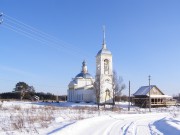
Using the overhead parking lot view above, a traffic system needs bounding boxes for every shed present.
[133,85,176,107]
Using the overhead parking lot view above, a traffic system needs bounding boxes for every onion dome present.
[75,61,93,79]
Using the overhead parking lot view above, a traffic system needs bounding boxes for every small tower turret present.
[82,60,88,73]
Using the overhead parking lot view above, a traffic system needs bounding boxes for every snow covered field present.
[0,101,179,135]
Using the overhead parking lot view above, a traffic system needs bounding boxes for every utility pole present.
[56,91,59,102]
[148,75,151,112]
[128,81,131,111]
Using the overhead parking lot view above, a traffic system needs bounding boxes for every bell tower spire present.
[102,25,106,49]
[96,27,113,104]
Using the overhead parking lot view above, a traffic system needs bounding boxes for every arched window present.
[105,79,110,83]
[105,89,111,103]
[105,89,110,97]
[104,59,109,74]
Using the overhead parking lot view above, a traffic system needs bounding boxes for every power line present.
[2,22,91,60]
[4,13,83,52]
[2,13,94,61]
[4,16,81,53]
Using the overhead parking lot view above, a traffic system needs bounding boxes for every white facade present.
[67,29,113,104]
[67,61,96,103]
[95,31,113,104]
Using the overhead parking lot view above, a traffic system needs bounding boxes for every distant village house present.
[133,85,176,107]
[31,95,39,101]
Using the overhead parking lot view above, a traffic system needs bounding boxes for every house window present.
[152,99,154,103]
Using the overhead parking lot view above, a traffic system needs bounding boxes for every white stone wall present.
[96,52,113,104]
[96,54,113,76]
[99,81,113,103]
[76,78,94,88]
[67,76,95,103]
[68,89,96,102]
[68,78,94,89]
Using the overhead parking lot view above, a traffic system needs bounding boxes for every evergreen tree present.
[13,82,35,100]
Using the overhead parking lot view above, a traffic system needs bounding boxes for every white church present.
[67,29,113,104]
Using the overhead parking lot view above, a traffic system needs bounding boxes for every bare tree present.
[94,76,104,110]
[94,81,100,109]
[113,71,126,103]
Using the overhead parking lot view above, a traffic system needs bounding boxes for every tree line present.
[0,82,58,101]
[0,92,57,101]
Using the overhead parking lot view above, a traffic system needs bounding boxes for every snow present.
[53,113,180,135]
[0,101,179,135]
[150,95,172,98]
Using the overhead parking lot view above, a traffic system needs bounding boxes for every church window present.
[105,89,110,97]
[105,79,110,83]
[104,59,109,74]
[105,89,111,103]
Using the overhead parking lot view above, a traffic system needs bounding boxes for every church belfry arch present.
[104,59,109,74]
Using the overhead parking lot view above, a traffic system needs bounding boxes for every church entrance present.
[105,89,112,104]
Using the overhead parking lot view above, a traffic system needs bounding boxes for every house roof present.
[133,85,158,96]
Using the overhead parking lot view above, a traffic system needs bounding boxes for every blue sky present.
[0,0,180,96]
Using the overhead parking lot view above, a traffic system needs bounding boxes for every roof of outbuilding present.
[133,85,156,96]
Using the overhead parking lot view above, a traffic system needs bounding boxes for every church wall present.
[67,89,95,103]
[96,55,113,76]
[67,75,95,103]
[99,80,113,103]
[75,78,94,88]
[96,54,113,104]
[100,54,113,76]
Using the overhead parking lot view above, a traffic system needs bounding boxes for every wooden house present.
[133,85,176,107]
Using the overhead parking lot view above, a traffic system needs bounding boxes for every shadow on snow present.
[47,121,76,135]
[152,117,179,135]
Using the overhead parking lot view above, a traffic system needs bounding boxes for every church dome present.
[75,72,93,78]
[75,60,93,79]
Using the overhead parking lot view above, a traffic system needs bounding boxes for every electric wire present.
[0,13,102,91]
[2,22,90,59]
[4,13,84,53]
[3,13,94,61]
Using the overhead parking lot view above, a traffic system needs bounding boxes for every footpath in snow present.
[49,113,180,135]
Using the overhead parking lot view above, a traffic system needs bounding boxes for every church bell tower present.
[95,27,113,104]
